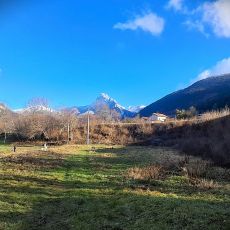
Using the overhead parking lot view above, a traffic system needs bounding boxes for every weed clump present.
[126,154,229,190]
[126,164,165,181]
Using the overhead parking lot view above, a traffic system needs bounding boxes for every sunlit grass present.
[0,144,229,229]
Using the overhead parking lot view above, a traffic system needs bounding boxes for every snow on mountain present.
[76,93,136,118]
[0,103,7,112]
[11,93,142,118]
[78,110,95,116]
[0,103,10,115]
[98,93,126,110]
[92,93,126,111]
[128,105,146,113]
[14,105,55,114]
[0,103,16,117]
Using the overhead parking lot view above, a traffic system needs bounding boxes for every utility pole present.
[67,122,70,144]
[87,109,90,145]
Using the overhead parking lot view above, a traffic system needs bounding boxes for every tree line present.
[0,98,123,143]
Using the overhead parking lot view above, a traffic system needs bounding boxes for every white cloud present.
[196,70,211,81]
[181,0,230,38]
[195,58,230,82]
[166,0,230,38]
[184,20,209,37]
[201,0,230,38]
[114,12,165,36]
[167,0,184,11]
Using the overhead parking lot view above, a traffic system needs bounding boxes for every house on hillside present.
[150,113,167,122]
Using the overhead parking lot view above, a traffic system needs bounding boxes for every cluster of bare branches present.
[0,99,79,143]
[0,112,77,143]
[0,98,124,143]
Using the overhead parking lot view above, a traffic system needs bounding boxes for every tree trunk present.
[4,132,6,144]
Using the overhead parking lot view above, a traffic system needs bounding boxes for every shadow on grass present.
[91,147,230,197]
[0,151,69,170]
[0,146,229,229]
[9,191,230,230]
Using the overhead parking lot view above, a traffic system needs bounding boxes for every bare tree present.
[27,97,49,108]
[0,104,16,143]
[26,97,50,115]
[95,105,112,123]
[59,108,78,143]
[95,104,121,123]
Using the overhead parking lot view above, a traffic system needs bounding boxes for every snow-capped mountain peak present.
[0,103,9,115]
[11,93,142,118]
[95,93,126,110]
[100,93,111,101]
[14,105,55,114]
[0,103,7,111]
[75,93,135,118]
[128,105,146,113]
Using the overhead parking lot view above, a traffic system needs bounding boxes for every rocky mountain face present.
[72,93,137,118]
[12,93,142,118]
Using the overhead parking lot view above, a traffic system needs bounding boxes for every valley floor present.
[0,144,229,230]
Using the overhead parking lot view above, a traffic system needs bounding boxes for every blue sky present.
[0,0,230,109]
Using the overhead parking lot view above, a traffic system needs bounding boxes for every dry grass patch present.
[180,159,210,178]
[125,152,229,191]
[189,178,220,190]
[200,107,230,121]
[0,151,66,170]
[126,165,165,181]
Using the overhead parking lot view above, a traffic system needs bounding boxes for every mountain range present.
[14,105,55,114]
[2,74,230,118]
[12,93,145,118]
[70,93,139,118]
[0,103,8,115]
[0,103,16,118]
[139,74,230,117]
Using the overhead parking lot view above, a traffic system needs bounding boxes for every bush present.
[180,160,210,178]
[176,106,197,120]
[126,165,165,181]
[189,178,219,189]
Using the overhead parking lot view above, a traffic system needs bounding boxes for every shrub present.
[126,165,165,181]
[181,160,211,178]
[176,106,197,120]
[189,178,219,190]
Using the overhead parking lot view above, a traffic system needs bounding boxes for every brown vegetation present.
[1,106,230,167]
[161,110,230,167]
[126,154,229,190]
[1,151,66,170]
[126,165,165,181]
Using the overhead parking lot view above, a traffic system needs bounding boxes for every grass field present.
[0,144,229,230]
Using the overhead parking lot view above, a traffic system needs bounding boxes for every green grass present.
[0,144,229,230]
[0,144,9,152]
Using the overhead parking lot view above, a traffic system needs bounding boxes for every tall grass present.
[200,107,230,121]
[162,109,230,167]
